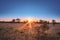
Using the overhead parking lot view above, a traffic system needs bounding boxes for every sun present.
[22,17,37,23]
[27,18,34,23]
[28,18,33,23]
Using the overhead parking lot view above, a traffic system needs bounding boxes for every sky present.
[0,0,60,21]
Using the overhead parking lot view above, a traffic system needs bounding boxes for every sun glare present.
[22,17,37,23]
[27,18,34,23]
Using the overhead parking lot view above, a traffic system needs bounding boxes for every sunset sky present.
[0,0,60,21]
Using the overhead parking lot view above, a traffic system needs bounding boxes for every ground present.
[0,23,60,40]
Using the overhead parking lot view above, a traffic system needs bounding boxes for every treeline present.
[0,18,59,24]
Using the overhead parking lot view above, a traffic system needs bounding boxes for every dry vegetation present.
[0,23,60,40]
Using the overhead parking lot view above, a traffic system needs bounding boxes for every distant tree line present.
[0,19,57,24]
[12,18,20,23]
[39,20,49,24]
[39,19,56,24]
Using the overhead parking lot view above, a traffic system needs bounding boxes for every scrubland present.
[0,23,60,40]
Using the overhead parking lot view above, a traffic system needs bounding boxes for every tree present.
[39,20,44,24]
[16,18,20,22]
[52,20,56,25]
[12,19,15,22]
[44,21,48,24]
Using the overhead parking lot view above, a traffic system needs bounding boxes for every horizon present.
[0,18,60,22]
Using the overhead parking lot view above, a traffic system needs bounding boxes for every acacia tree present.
[52,20,56,25]
[16,18,20,22]
[12,19,15,22]
[39,20,44,24]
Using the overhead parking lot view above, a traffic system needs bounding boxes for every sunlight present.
[26,18,34,23]
[17,18,37,32]
[27,18,33,23]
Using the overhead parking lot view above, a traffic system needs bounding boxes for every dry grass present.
[0,23,60,40]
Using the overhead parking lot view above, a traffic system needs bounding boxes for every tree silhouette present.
[16,18,20,22]
[39,20,44,24]
[12,19,15,22]
[44,21,48,24]
[52,20,56,25]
